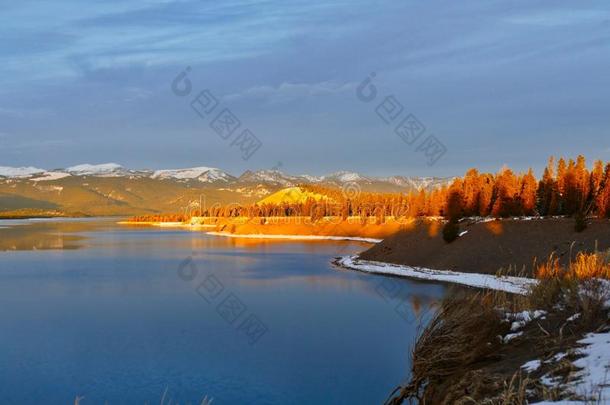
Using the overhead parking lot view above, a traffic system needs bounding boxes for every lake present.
[0,218,447,404]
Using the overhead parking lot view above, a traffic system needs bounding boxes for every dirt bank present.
[360,218,610,276]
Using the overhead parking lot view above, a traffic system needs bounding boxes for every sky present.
[1,0,609,177]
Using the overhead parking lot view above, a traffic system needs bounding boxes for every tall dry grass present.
[387,292,512,404]
[536,251,610,280]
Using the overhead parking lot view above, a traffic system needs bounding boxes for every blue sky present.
[1,0,609,177]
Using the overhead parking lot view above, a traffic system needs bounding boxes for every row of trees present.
[131,156,610,223]
[432,156,610,220]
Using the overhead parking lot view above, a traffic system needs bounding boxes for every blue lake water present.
[0,219,447,404]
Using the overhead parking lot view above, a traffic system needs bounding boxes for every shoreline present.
[206,231,382,243]
[118,216,407,241]
[117,221,216,228]
[118,220,384,242]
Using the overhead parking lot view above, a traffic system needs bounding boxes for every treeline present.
[429,156,610,219]
[129,213,189,223]
[130,156,610,223]
[197,187,416,225]
[444,156,610,219]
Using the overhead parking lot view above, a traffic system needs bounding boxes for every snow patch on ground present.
[569,331,610,402]
[503,332,523,343]
[566,313,581,322]
[506,310,547,332]
[522,359,542,372]
[336,256,538,294]
[532,330,610,404]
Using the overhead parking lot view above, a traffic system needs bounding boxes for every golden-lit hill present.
[258,187,331,205]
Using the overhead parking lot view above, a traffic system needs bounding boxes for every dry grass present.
[387,292,512,404]
[531,252,610,327]
[536,251,610,280]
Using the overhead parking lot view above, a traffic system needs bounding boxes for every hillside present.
[359,217,610,276]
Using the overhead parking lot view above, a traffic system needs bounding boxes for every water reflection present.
[0,219,94,251]
[0,218,449,404]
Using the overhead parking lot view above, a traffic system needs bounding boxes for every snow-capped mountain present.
[66,163,126,176]
[0,166,46,178]
[0,163,453,192]
[382,176,437,188]
[322,171,370,183]
[298,174,324,183]
[152,167,235,183]
[237,170,302,186]
[0,163,455,217]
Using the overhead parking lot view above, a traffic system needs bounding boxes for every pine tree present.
[462,169,481,216]
[492,168,520,217]
[446,180,464,220]
[520,168,538,215]
[596,164,610,218]
[478,174,494,217]
[537,157,558,216]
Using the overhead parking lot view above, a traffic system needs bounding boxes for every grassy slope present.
[0,193,59,211]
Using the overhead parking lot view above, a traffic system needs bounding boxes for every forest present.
[130,156,610,224]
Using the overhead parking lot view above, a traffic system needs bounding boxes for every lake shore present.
[120,215,418,240]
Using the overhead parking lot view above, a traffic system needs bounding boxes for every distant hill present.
[0,163,453,217]
[258,187,330,205]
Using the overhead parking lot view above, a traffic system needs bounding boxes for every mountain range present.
[0,163,453,217]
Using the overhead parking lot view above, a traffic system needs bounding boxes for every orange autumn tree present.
[519,168,538,216]
[491,168,521,217]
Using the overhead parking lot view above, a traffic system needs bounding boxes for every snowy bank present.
[336,255,538,294]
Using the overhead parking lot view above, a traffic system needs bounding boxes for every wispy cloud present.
[0,107,55,118]
[123,87,154,102]
[223,81,356,102]
[505,9,610,27]
[0,137,71,152]
[0,0,364,84]
[1,0,609,174]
